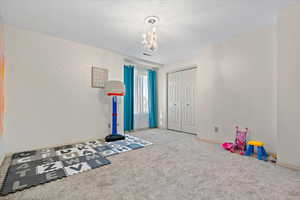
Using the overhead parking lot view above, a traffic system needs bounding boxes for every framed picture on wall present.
[91,66,108,88]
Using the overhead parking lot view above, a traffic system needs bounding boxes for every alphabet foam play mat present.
[0,135,152,196]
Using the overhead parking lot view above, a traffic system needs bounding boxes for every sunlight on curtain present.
[148,69,158,128]
[124,65,134,131]
[134,67,149,129]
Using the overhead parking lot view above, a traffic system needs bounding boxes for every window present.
[134,68,149,129]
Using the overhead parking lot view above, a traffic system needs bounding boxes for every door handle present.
[186,103,190,106]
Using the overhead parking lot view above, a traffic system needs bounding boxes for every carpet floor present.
[0,129,300,200]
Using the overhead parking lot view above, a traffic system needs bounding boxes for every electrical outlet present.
[108,123,111,128]
[214,126,219,133]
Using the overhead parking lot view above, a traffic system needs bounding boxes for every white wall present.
[159,27,277,153]
[3,3,300,168]
[277,4,300,167]
[4,25,125,153]
[0,17,5,162]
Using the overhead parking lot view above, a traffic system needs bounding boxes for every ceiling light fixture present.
[142,16,159,53]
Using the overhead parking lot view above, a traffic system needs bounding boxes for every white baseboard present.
[197,137,296,168]
[0,154,5,167]
[277,161,300,171]
[197,137,222,145]
[5,136,105,156]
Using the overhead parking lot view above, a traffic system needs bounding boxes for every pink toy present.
[222,126,248,154]
[222,142,234,152]
[233,126,248,155]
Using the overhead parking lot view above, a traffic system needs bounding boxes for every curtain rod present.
[124,62,155,70]
[124,58,163,69]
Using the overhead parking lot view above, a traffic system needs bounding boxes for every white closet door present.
[167,72,182,131]
[181,69,197,134]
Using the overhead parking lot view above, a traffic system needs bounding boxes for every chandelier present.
[142,16,159,52]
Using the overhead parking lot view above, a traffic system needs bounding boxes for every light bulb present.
[152,26,156,32]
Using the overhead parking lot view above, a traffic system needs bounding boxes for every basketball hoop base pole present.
[105,134,125,142]
[105,96,125,142]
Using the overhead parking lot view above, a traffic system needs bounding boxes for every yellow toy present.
[248,141,264,146]
[245,140,268,160]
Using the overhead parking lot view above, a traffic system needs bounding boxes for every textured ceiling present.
[0,0,298,64]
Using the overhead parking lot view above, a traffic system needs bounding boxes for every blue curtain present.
[148,69,158,128]
[124,65,134,131]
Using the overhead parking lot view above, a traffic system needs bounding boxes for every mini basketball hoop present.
[104,81,126,142]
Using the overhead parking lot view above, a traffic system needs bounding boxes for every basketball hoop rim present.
[107,92,125,96]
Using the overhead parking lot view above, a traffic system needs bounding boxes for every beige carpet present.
[0,129,300,200]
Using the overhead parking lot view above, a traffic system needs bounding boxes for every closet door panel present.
[167,72,182,131]
[181,69,197,134]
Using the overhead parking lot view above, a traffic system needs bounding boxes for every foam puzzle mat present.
[0,134,152,196]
